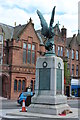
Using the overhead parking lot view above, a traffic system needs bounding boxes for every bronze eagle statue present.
[37,6,56,51]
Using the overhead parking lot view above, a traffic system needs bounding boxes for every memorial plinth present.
[28,56,70,115]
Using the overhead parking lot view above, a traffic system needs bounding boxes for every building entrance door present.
[2,75,10,98]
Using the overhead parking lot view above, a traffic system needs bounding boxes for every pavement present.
[0,107,79,119]
[0,97,7,100]
[0,96,80,119]
[67,97,80,100]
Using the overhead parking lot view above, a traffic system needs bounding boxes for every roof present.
[0,23,27,40]
[0,23,14,40]
[66,34,80,48]
[0,22,43,44]
[66,37,72,48]
[77,34,80,45]
[13,24,27,39]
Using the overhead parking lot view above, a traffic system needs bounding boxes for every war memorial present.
[28,6,70,115]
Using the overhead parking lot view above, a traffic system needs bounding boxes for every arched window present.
[18,80,21,91]
[22,80,25,91]
[76,65,78,76]
[61,47,63,56]
[72,64,74,76]
[14,79,17,91]
[31,80,33,91]
[58,46,60,56]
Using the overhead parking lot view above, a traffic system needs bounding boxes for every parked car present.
[17,91,33,106]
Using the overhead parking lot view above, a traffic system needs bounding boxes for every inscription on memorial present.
[39,68,50,90]
[56,69,62,94]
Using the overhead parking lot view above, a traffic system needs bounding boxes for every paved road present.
[0,99,80,120]
[1,99,80,109]
[1,100,21,109]
[1,118,80,120]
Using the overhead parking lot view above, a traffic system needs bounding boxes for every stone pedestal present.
[28,56,70,115]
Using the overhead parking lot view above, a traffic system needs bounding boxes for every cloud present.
[0,0,79,37]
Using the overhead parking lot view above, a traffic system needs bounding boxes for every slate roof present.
[0,23,27,40]
[77,34,80,45]
[0,22,43,44]
[66,34,80,48]
[13,24,27,39]
[0,22,80,47]
[0,23,14,40]
[66,37,72,48]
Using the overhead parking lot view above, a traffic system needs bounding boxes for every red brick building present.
[0,18,45,99]
[0,19,80,99]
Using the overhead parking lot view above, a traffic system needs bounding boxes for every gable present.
[20,22,40,44]
[67,35,79,49]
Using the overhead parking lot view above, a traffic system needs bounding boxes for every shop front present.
[71,79,80,97]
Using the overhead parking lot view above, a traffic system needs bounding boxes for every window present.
[14,80,17,91]
[23,42,36,64]
[76,65,78,76]
[32,44,35,50]
[67,49,69,58]
[18,80,21,91]
[31,80,33,91]
[58,46,60,56]
[76,51,78,60]
[72,64,74,76]
[61,47,63,56]
[23,43,27,64]
[53,44,55,54]
[0,35,3,42]
[27,44,31,64]
[72,50,74,59]
[32,44,36,64]
[22,80,25,91]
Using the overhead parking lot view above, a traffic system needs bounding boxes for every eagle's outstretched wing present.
[37,10,49,37]
[49,6,56,27]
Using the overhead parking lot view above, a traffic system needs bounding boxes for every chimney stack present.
[14,22,16,27]
[61,26,67,38]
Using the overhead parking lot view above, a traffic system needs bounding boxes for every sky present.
[0,0,80,37]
